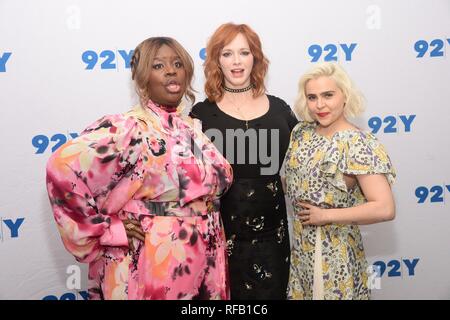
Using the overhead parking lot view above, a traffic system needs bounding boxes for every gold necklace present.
[227,94,250,129]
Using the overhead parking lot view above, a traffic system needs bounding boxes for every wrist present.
[324,209,334,224]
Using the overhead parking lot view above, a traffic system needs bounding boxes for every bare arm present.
[298,174,395,226]
[281,175,287,193]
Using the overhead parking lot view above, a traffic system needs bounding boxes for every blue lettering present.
[3,218,25,238]
[308,44,322,62]
[0,52,12,72]
[387,260,401,277]
[100,50,116,69]
[43,291,88,300]
[403,258,419,276]
[373,259,420,277]
[399,114,416,132]
[383,116,397,133]
[429,39,444,57]
[430,185,444,203]
[199,48,206,60]
[340,43,357,61]
[118,50,133,68]
[60,293,76,300]
[78,290,89,300]
[323,44,338,61]
[372,261,386,277]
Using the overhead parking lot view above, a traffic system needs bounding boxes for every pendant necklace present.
[224,84,253,130]
[228,95,249,129]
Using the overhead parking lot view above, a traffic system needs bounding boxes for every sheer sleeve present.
[46,114,144,263]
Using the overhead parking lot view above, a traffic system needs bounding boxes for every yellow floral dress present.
[285,121,395,300]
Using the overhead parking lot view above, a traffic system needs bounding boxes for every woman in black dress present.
[190,23,298,299]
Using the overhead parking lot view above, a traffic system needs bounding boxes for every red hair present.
[204,23,269,102]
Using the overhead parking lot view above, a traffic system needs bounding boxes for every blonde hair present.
[130,37,195,106]
[293,62,365,122]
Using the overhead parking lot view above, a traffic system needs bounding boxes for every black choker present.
[223,84,254,93]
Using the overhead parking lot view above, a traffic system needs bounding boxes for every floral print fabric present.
[46,100,233,299]
[285,121,395,300]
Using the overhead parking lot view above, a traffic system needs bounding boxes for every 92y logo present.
[372,258,420,278]
[308,43,357,62]
[0,217,25,241]
[368,115,416,134]
[82,49,133,70]
[414,38,450,58]
[42,291,88,300]
[32,132,79,154]
[0,52,12,72]
[415,184,450,203]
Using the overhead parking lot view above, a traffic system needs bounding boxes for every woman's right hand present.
[123,218,145,252]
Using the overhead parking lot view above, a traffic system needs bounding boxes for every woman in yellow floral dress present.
[285,63,396,300]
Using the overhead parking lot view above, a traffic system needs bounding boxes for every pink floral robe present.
[46,101,233,300]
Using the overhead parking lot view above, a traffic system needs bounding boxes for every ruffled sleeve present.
[320,131,396,193]
[284,121,314,168]
[46,113,144,263]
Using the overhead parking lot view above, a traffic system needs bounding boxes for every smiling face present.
[305,76,347,129]
[147,44,187,107]
[219,33,254,89]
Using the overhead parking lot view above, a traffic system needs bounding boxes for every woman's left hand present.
[123,218,145,252]
[296,202,329,226]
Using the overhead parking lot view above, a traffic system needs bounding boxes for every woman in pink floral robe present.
[46,37,233,300]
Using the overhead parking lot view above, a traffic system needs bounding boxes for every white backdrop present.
[1,0,449,299]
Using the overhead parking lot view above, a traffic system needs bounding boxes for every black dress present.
[190,95,298,299]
